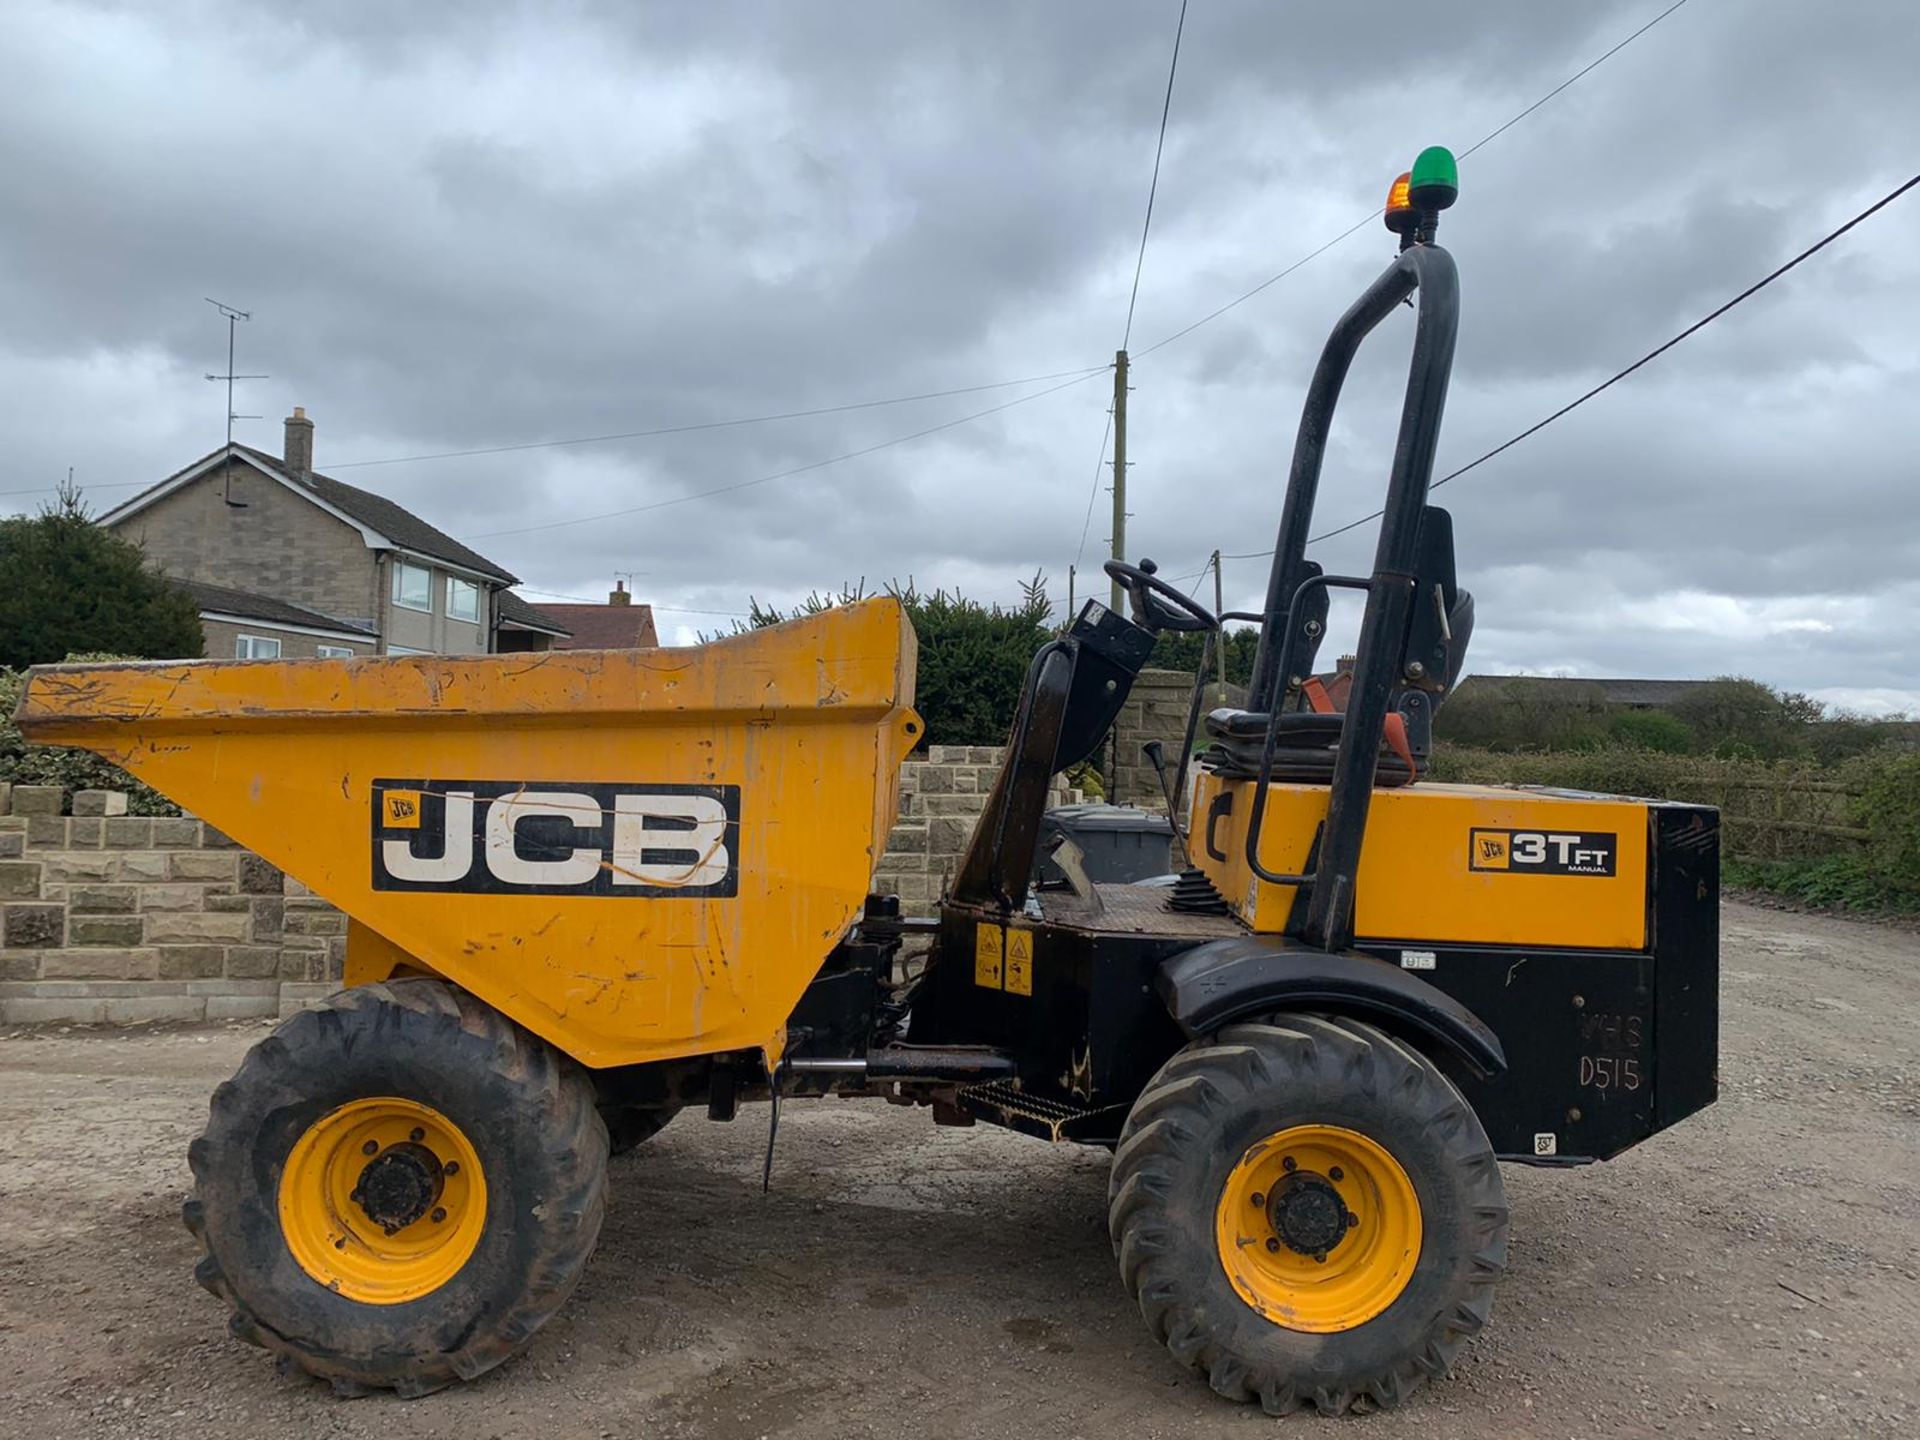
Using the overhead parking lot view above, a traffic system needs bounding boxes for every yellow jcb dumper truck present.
[14,149,1718,1416]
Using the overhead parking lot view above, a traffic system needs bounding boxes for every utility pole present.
[1211,549,1226,705]
[1108,349,1129,612]
[1067,564,1076,616]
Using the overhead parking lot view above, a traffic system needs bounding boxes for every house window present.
[392,559,433,612]
[316,645,354,660]
[235,635,282,660]
[387,645,430,657]
[447,577,480,623]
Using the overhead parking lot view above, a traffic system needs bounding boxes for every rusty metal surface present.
[1036,882,1244,938]
[12,600,922,1071]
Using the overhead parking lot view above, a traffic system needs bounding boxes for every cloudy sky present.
[4,1,1916,711]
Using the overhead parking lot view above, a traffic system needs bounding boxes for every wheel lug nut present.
[1282,1156,1297,1172]
[362,1140,378,1156]
[1249,1192,1264,1207]
[1329,1166,1344,1181]
[409,1128,425,1143]
[1347,1213,1359,1228]
[443,1161,460,1177]
[1265,1238,1280,1253]
[1313,1252,1327,1264]
[430,1207,447,1224]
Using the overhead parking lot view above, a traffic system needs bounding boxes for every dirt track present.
[1,899,1915,1438]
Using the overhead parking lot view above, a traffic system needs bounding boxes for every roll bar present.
[1244,240,1460,951]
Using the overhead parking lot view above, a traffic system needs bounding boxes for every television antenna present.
[204,298,267,447]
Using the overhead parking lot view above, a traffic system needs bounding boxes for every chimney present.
[1336,654,1357,675]
[608,579,631,607]
[284,406,314,480]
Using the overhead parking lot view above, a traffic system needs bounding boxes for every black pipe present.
[1246,259,1420,712]
[1303,245,1458,950]
[950,640,1075,911]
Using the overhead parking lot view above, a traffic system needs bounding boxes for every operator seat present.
[1201,506,1474,788]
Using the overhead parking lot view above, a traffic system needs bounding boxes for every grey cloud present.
[3,0,1917,707]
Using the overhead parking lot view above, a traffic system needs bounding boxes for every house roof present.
[173,578,377,638]
[536,601,660,650]
[495,589,572,637]
[101,443,520,585]
[1455,674,1710,707]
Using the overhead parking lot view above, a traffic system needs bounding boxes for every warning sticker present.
[1004,928,1034,997]
[973,922,1003,989]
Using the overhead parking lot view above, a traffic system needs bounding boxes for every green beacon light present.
[1408,145,1458,212]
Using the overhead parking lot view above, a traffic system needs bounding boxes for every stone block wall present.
[871,745,1078,915]
[0,782,343,1025]
[1108,668,1246,808]
[0,748,1056,1024]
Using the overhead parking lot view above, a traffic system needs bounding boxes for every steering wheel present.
[1102,558,1219,634]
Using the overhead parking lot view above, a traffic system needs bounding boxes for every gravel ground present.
[1,899,1915,1438]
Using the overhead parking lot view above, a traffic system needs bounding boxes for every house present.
[529,581,660,651]
[1309,655,1357,709]
[100,408,569,659]
[494,590,576,654]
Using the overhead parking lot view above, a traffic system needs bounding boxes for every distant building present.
[1450,674,1711,711]
[531,582,660,651]
[100,409,568,659]
[1311,655,1357,710]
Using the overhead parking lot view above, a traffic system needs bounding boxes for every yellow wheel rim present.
[1214,1123,1421,1333]
[278,1097,486,1305]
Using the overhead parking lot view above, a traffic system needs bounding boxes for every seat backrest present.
[1404,505,1472,701]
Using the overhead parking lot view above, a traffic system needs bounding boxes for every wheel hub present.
[352,1142,444,1234]
[279,1096,487,1304]
[1214,1123,1423,1333]
[1267,1171,1352,1258]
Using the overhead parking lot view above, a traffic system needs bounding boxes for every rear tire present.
[183,979,608,1396]
[1109,1014,1507,1415]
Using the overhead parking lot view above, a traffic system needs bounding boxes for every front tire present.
[601,1103,682,1157]
[183,979,608,1396]
[1108,1014,1508,1415]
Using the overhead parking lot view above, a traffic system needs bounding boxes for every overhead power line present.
[1071,0,1188,580]
[465,366,1109,542]
[514,587,747,617]
[0,367,1111,505]
[326,365,1110,471]
[8,1,1687,529]
[1203,169,1920,565]
[1122,0,1190,350]
[1134,0,1693,358]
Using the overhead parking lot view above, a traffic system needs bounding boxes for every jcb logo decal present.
[372,780,739,897]
[1469,828,1616,877]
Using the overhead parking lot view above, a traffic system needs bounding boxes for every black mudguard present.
[1157,936,1506,1080]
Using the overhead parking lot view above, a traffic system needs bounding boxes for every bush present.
[0,482,202,668]
[1670,676,1805,761]
[1436,678,1610,751]
[1150,625,1260,687]
[1845,750,1920,898]
[0,661,180,815]
[733,577,1055,749]
[1605,708,1693,754]
[1723,857,1919,916]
